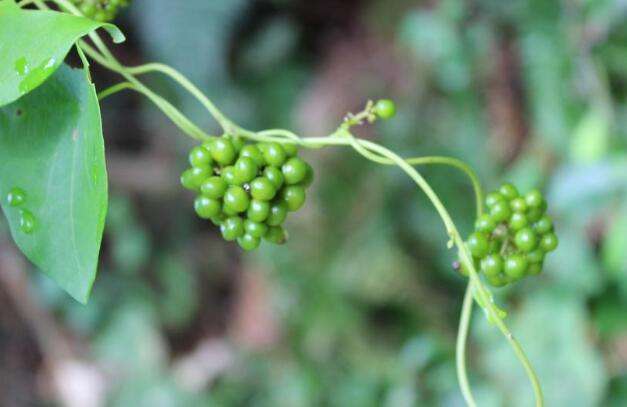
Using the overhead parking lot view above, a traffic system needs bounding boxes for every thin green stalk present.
[97,81,134,100]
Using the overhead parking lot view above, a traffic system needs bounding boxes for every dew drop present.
[19,209,36,234]
[6,187,26,207]
[14,57,29,76]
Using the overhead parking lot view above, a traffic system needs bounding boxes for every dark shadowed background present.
[1,0,627,406]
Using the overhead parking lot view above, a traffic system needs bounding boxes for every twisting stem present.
[40,1,543,404]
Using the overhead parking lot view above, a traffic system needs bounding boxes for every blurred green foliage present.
[2,0,627,405]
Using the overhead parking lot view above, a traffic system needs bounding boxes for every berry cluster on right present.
[460,183,558,287]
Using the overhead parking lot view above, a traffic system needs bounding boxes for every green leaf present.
[0,64,108,303]
[0,0,124,107]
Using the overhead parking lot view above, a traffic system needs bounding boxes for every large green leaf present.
[0,0,124,107]
[0,64,108,303]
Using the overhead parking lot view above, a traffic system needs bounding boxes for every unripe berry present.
[373,99,396,120]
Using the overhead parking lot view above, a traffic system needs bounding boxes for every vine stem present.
[36,1,544,404]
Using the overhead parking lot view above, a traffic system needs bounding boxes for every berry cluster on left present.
[180,135,313,251]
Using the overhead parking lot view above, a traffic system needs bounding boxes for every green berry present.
[481,254,504,277]
[509,212,528,231]
[221,166,242,185]
[485,192,505,208]
[189,146,213,168]
[490,200,511,223]
[237,233,260,251]
[504,255,528,279]
[524,189,544,208]
[223,186,250,213]
[228,135,245,152]
[264,225,287,244]
[221,217,245,241]
[514,227,538,252]
[250,177,277,201]
[194,196,221,219]
[233,157,259,183]
[540,233,558,252]
[267,201,288,226]
[247,200,270,222]
[475,214,496,233]
[374,99,396,119]
[263,166,285,189]
[283,143,298,157]
[244,219,268,239]
[180,167,210,190]
[527,249,545,264]
[210,138,236,165]
[499,183,519,200]
[526,207,543,222]
[282,157,308,185]
[527,263,543,275]
[300,162,314,188]
[533,215,553,234]
[239,144,265,167]
[467,232,489,258]
[262,143,287,167]
[510,197,527,213]
[487,274,508,287]
[200,176,228,199]
[282,185,306,211]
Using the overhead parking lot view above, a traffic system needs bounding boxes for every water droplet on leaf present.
[6,187,26,207]
[14,57,29,76]
[19,209,36,234]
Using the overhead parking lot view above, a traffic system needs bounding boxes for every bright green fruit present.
[267,201,288,226]
[499,183,519,200]
[509,212,528,231]
[263,166,284,189]
[210,138,236,165]
[282,185,306,211]
[481,254,503,277]
[247,200,270,222]
[533,215,553,234]
[283,143,298,157]
[475,214,496,233]
[264,226,287,244]
[540,233,559,252]
[194,196,221,219]
[223,186,250,213]
[220,166,240,185]
[282,157,308,184]
[221,217,245,241]
[238,234,260,251]
[374,99,396,119]
[200,176,228,199]
[244,219,268,238]
[250,177,277,201]
[514,227,538,252]
[233,157,259,183]
[189,146,213,168]
[525,189,544,208]
[262,143,287,167]
[239,144,265,167]
[485,192,505,208]
[181,167,210,190]
[510,197,527,213]
[490,200,511,223]
[504,255,528,279]
[467,232,489,258]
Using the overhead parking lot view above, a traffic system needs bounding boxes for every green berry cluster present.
[70,0,130,22]
[458,183,558,287]
[180,135,313,251]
